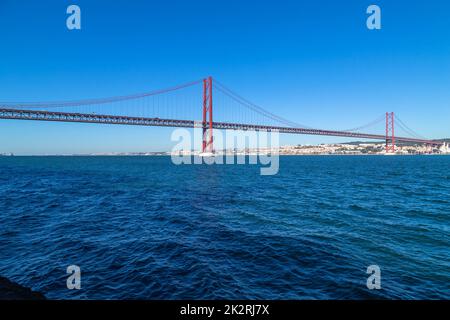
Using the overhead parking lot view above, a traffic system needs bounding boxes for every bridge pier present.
[385,112,395,153]
[202,77,214,154]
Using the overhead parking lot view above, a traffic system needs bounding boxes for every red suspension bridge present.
[0,77,444,153]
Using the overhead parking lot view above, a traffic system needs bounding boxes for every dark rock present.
[0,276,46,300]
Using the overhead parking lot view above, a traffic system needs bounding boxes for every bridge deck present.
[0,108,443,146]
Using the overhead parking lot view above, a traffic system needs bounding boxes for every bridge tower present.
[202,76,214,153]
[386,112,395,153]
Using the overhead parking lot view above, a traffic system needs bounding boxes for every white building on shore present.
[439,142,449,154]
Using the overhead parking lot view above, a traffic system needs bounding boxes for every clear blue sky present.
[0,0,449,154]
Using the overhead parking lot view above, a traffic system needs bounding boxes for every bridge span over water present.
[0,77,444,152]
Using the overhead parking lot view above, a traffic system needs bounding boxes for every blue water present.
[0,156,449,299]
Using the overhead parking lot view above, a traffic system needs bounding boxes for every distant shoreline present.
[1,153,448,157]
[2,141,448,157]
